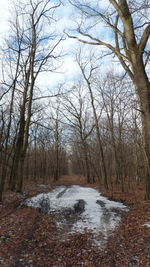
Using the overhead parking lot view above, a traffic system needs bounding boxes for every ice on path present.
[25,185,127,236]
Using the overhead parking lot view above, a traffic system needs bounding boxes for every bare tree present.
[0,0,62,198]
[76,52,109,189]
[47,96,64,181]
[61,85,95,183]
[97,72,133,191]
[67,0,150,199]
[0,36,22,200]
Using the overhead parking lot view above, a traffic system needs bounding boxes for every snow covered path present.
[24,185,127,246]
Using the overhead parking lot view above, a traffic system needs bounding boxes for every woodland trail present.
[24,185,127,246]
[0,175,150,266]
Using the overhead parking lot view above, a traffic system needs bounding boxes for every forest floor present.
[0,175,150,267]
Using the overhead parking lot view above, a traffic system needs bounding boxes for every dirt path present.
[24,185,127,246]
[0,175,150,266]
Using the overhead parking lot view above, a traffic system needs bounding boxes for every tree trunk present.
[9,109,26,191]
[82,71,109,189]
[141,109,150,199]
[17,153,25,192]
[83,142,91,183]
[0,52,20,200]
[134,59,150,199]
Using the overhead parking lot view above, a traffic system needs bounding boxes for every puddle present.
[23,185,128,247]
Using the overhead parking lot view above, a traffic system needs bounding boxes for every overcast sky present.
[0,0,122,95]
[0,0,81,91]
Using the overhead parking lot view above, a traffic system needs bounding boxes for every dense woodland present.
[0,0,150,200]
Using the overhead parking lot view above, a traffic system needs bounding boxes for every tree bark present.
[132,56,150,199]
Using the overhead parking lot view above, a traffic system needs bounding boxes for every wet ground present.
[23,185,127,247]
[0,178,150,266]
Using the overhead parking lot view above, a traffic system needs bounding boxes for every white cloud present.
[0,0,80,90]
[0,0,121,92]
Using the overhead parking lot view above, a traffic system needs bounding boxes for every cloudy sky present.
[0,0,119,95]
[0,0,10,39]
[0,0,84,91]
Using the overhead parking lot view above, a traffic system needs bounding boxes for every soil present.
[0,175,150,267]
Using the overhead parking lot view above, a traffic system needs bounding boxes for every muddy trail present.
[0,176,150,266]
[23,185,127,245]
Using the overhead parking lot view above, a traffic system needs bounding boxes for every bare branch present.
[139,24,150,52]
[114,14,134,81]
[64,30,130,63]
[144,51,150,66]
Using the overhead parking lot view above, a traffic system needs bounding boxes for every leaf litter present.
[0,181,150,266]
[24,185,128,246]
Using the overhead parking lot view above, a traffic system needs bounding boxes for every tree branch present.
[139,24,150,52]
[64,30,130,63]
[114,15,134,81]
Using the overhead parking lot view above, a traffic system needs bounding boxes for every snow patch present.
[143,222,150,227]
[24,185,128,245]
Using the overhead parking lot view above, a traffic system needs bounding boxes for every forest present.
[0,1,150,266]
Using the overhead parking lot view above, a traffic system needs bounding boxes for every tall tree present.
[67,0,150,199]
[0,0,62,197]
[76,52,109,189]
[61,85,95,183]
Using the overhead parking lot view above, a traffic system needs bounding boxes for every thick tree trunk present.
[133,59,150,199]
[9,118,25,191]
[141,110,150,200]
[17,154,25,192]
